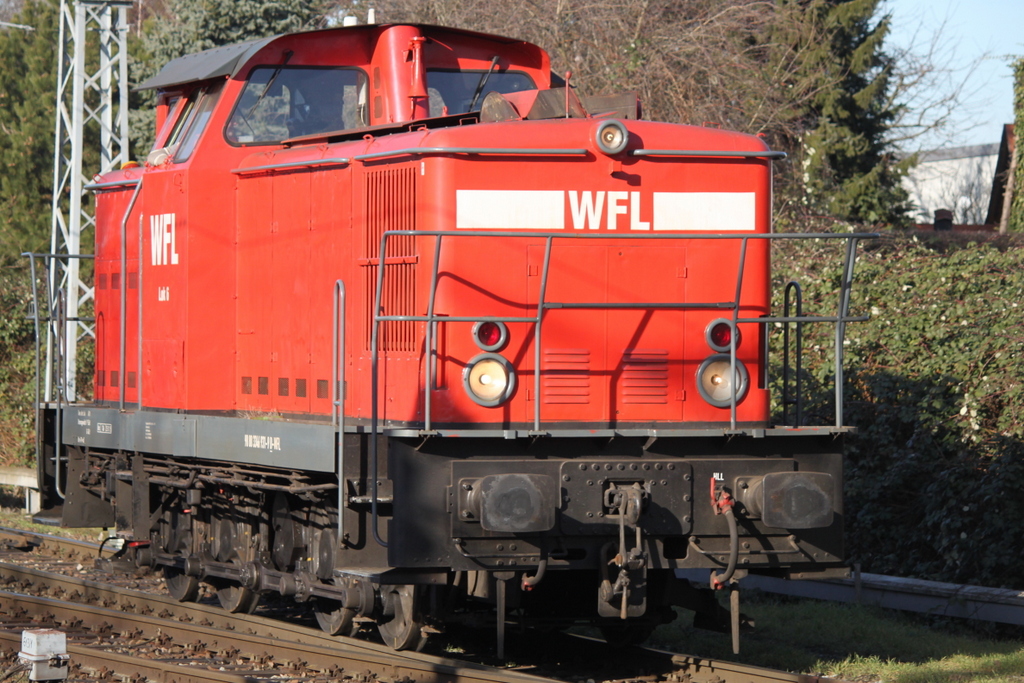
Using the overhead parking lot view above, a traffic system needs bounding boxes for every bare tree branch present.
[884,12,993,150]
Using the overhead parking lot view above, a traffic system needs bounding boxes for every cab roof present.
[136,24,535,92]
[136,36,278,91]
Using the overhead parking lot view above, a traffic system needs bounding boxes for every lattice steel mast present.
[48,0,132,402]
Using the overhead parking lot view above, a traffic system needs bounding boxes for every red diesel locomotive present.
[34,22,873,652]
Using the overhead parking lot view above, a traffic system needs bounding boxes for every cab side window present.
[225,67,368,144]
[146,83,223,165]
[153,95,184,150]
[173,83,223,162]
[426,70,536,116]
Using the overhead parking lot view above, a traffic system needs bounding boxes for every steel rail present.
[0,630,250,683]
[0,577,846,683]
[0,559,345,646]
[9,528,1021,634]
[0,528,97,558]
[739,571,1024,628]
[664,648,839,683]
[0,530,851,683]
[0,588,562,683]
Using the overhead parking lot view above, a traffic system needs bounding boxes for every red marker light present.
[472,321,508,351]
[477,322,502,347]
[705,318,740,352]
[709,322,732,348]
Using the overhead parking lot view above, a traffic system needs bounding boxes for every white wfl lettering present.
[149,213,180,266]
[568,191,650,230]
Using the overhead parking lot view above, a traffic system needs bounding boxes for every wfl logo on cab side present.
[455,190,756,232]
[149,213,180,266]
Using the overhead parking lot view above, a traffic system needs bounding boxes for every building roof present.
[916,143,1000,163]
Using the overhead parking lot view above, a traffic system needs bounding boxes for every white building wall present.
[902,144,999,224]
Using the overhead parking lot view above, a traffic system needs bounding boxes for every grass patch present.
[646,592,1024,682]
[0,485,104,542]
[0,507,103,542]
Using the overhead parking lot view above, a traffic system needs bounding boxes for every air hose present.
[710,477,739,590]
[521,558,548,590]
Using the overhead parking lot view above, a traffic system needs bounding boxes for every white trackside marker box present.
[19,629,70,681]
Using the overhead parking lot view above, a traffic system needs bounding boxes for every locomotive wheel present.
[163,566,200,602]
[161,503,198,601]
[213,579,261,614]
[377,584,426,651]
[313,598,358,636]
[271,492,296,571]
[208,508,260,614]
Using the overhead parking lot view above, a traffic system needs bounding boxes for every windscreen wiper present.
[246,49,294,119]
[468,55,499,112]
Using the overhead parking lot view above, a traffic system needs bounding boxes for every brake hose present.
[710,477,739,590]
[521,557,548,590]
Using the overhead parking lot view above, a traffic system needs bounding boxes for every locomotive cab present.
[35,22,875,654]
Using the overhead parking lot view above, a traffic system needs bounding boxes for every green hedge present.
[773,234,1024,587]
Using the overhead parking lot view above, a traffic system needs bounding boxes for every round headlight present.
[472,321,508,352]
[705,318,740,353]
[464,353,516,407]
[696,355,749,407]
[595,119,629,155]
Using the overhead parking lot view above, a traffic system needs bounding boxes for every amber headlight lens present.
[464,354,516,406]
[697,354,749,407]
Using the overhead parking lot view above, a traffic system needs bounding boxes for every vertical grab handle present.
[332,280,346,541]
[782,281,803,426]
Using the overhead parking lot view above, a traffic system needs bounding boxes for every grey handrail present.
[23,252,96,501]
[120,178,143,410]
[370,230,876,436]
[782,282,804,426]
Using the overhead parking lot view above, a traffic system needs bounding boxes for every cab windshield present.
[225,66,368,144]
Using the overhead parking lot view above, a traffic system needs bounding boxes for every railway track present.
[0,526,844,683]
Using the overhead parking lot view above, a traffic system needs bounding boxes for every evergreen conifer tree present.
[0,0,59,264]
[797,0,909,224]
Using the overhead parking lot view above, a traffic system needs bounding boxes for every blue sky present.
[885,0,1024,150]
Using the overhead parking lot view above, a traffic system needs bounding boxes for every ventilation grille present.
[620,349,669,404]
[542,349,591,404]
[364,167,417,352]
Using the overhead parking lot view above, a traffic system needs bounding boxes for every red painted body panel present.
[93,174,139,405]
[92,24,773,430]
